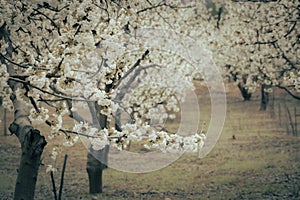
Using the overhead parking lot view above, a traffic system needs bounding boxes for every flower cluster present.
[194,0,299,98]
[144,131,206,154]
[73,120,206,154]
[284,71,300,93]
[0,0,218,169]
[0,64,13,110]
[29,107,49,125]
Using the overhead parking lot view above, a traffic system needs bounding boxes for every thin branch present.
[87,101,101,129]
[277,85,300,100]
[10,75,29,79]
[113,49,149,90]
[71,69,95,74]
[284,21,297,38]
[254,40,278,45]
[50,171,58,200]
[137,2,174,14]
[142,0,176,30]
[65,100,87,123]
[46,58,64,78]
[42,38,52,53]
[15,27,31,35]
[38,98,67,102]
[24,84,40,113]
[137,1,192,14]
[279,47,297,70]
[92,1,110,22]
[0,53,49,70]
[115,64,162,101]
[58,155,67,200]
[31,8,61,35]
[74,24,82,37]
[30,41,41,56]
[37,2,69,13]
[8,77,87,102]
[0,53,28,69]
[49,82,69,99]
[39,97,60,110]
[88,58,105,79]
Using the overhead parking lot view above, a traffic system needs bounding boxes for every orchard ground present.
[0,83,299,200]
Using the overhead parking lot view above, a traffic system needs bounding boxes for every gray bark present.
[10,121,46,200]
[86,102,109,194]
[86,146,109,194]
[9,77,47,200]
[260,84,269,111]
[1,23,47,200]
[237,83,252,101]
[8,85,47,200]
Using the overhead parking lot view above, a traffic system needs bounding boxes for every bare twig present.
[277,85,300,100]
[58,155,68,200]
[50,171,58,200]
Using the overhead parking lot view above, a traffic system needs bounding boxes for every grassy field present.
[0,84,300,199]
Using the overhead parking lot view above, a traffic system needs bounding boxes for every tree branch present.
[0,53,49,70]
[46,58,64,78]
[284,21,297,38]
[113,49,149,90]
[277,85,300,100]
[31,8,61,36]
[8,77,87,102]
[137,1,193,14]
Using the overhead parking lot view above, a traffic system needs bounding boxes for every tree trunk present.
[3,107,7,136]
[260,84,269,111]
[1,23,47,200]
[8,81,46,200]
[10,124,46,200]
[86,146,109,194]
[8,91,47,200]
[86,100,110,194]
[238,83,252,101]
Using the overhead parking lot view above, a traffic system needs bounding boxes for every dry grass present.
[0,83,300,199]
